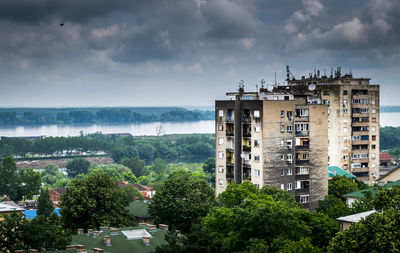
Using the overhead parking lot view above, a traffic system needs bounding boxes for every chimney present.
[104,235,111,246]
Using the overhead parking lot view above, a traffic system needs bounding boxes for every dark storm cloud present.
[0,0,399,106]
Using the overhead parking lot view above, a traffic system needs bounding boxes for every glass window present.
[218,110,224,117]
[281,184,285,190]
[343,90,348,95]
[218,125,223,131]
[280,125,284,133]
[218,166,224,173]
[218,138,224,145]
[218,179,224,186]
[287,183,292,191]
[218,152,224,159]
[372,108,376,114]
[254,110,260,118]
[287,168,293,175]
[254,169,260,176]
[287,125,292,132]
[280,110,285,117]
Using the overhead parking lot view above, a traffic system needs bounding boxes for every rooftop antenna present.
[238,80,245,92]
[261,79,265,89]
[274,72,277,87]
[286,65,295,83]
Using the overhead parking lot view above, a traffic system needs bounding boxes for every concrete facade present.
[281,70,380,184]
[215,88,328,210]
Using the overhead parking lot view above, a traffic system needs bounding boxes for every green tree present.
[121,184,144,201]
[373,186,400,211]
[0,157,23,201]
[23,213,71,251]
[328,176,358,199]
[328,209,400,252]
[278,238,322,253]
[66,158,91,178]
[202,158,215,174]
[122,157,148,177]
[37,188,54,218]
[152,158,167,174]
[60,171,133,230]
[22,168,41,199]
[149,171,216,233]
[0,212,25,252]
[316,194,350,219]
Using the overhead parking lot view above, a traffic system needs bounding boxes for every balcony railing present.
[296,145,309,150]
[295,131,309,137]
[296,160,309,165]
[226,131,234,136]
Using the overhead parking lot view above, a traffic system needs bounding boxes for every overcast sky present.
[0,0,399,107]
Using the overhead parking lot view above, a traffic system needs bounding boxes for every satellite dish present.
[308,83,316,91]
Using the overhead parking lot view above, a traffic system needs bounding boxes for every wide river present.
[0,112,399,137]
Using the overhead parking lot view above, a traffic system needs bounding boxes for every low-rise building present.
[378,166,400,184]
[49,188,66,207]
[0,203,25,220]
[337,210,376,230]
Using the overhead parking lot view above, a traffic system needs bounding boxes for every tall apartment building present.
[215,86,328,210]
[276,67,380,184]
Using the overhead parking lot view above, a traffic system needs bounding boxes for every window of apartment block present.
[371,153,376,159]
[254,140,260,147]
[219,179,224,186]
[372,117,376,123]
[372,163,376,168]
[287,168,293,175]
[254,155,260,161]
[287,154,293,163]
[343,99,348,106]
[295,181,301,189]
[254,125,260,133]
[281,169,285,176]
[372,135,376,141]
[343,146,348,151]
[372,144,376,149]
[372,108,376,114]
[287,183,292,190]
[296,109,309,117]
[218,138,224,145]
[218,125,223,131]
[281,184,285,190]
[280,154,285,160]
[372,99,375,105]
[280,125,285,133]
[254,110,260,118]
[287,111,293,119]
[343,118,348,123]
[343,127,348,132]
[280,140,284,146]
[218,166,224,173]
[273,96,279,100]
[296,167,309,175]
[218,110,224,117]
[343,109,348,114]
[255,184,260,188]
[295,123,309,132]
[343,164,348,170]
[324,100,330,105]
[344,137,348,142]
[323,90,330,95]
[254,169,260,176]
[343,90,348,95]
[300,195,309,203]
[218,152,224,159]
[343,155,348,160]
[280,110,285,117]
[287,125,292,132]
[287,139,293,149]
[328,109,331,115]
[372,126,376,132]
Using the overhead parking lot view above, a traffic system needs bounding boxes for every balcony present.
[352,122,369,127]
[242,145,251,152]
[352,103,369,108]
[226,131,234,137]
[294,116,309,122]
[226,172,234,180]
[243,160,251,167]
[295,174,309,180]
[295,131,309,137]
[243,132,251,138]
[352,113,369,118]
[296,145,309,151]
[295,188,309,195]
[296,160,309,165]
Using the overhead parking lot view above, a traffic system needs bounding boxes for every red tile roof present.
[50,188,67,195]
[380,153,394,161]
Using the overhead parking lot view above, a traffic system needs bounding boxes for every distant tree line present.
[0,134,215,164]
[380,126,400,150]
[0,108,213,126]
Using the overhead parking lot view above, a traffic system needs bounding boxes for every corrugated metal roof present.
[328,166,356,178]
[337,210,376,223]
[0,203,25,213]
